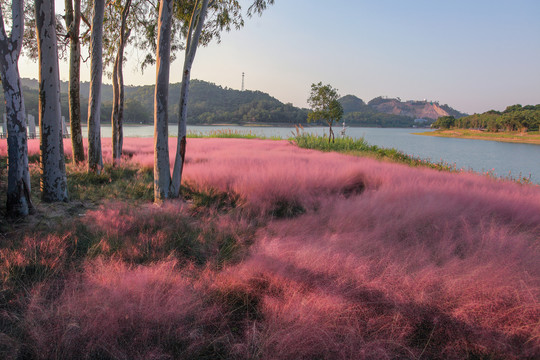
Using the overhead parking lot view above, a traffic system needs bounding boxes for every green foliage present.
[187,128,277,139]
[0,79,307,125]
[343,109,417,127]
[67,163,154,202]
[433,104,540,132]
[432,116,455,129]
[338,94,367,113]
[307,82,344,142]
[307,82,343,125]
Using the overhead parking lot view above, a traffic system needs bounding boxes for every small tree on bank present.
[307,82,343,143]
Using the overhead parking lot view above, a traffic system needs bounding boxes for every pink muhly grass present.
[0,232,72,284]
[25,259,226,359]
[80,200,253,266]
[4,137,540,358]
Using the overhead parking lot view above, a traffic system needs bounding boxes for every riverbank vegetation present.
[1,137,538,359]
[432,104,540,132]
[416,128,540,145]
[293,132,458,172]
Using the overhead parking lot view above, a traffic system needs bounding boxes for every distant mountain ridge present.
[340,95,467,120]
[11,79,466,127]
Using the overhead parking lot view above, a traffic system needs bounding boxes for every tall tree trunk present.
[153,0,173,202]
[87,0,105,173]
[111,50,120,162]
[35,0,69,202]
[65,0,84,164]
[170,0,210,198]
[0,0,34,217]
[112,0,131,165]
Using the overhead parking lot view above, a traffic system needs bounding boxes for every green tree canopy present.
[307,82,343,142]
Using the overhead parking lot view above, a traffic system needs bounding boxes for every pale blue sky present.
[19,0,540,114]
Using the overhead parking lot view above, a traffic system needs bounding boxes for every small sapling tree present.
[307,82,344,143]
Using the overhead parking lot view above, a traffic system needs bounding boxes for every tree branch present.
[11,0,25,55]
[0,5,8,46]
[81,13,91,28]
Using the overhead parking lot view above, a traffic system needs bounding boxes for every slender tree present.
[0,0,34,216]
[110,0,132,164]
[153,0,173,201]
[153,0,273,202]
[87,0,105,173]
[169,0,211,198]
[64,0,85,163]
[35,0,69,202]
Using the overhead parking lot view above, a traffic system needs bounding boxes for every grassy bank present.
[415,128,540,144]
[293,132,460,172]
[0,137,539,359]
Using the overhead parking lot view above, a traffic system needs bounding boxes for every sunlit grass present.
[188,128,281,140]
[417,128,540,144]
[293,132,458,172]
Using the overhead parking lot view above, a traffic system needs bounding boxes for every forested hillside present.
[11,79,307,125]
[336,95,467,127]
[432,104,540,131]
[2,79,466,128]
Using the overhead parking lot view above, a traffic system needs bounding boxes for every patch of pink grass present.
[10,137,540,358]
[25,259,227,359]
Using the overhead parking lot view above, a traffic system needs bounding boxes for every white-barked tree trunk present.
[0,0,34,216]
[170,0,210,198]
[35,0,69,202]
[87,0,105,173]
[153,0,173,201]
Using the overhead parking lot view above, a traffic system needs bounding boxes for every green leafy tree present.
[307,82,343,142]
[432,115,455,129]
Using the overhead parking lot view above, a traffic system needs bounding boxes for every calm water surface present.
[95,125,540,184]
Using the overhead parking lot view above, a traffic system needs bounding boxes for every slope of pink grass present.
[5,137,540,358]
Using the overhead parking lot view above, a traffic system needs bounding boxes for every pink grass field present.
[1,137,540,359]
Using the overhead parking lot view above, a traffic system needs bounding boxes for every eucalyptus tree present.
[64,0,85,163]
[22,1,90,165]
[35,0,69,202]
[87,0,105,173]
[108,0,132,164]
[153,0,173,201]
[153,0,274,201]
[103,0,154,164]
[0,0,34,217]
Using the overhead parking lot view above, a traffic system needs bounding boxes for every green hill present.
[3,79,466,128]
[13,79,307,125]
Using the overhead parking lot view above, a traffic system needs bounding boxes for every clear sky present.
[18,0,540,114]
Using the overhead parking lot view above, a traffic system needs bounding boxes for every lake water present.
[94,124,540,184]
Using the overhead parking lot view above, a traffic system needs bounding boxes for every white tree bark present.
[0,0,34,216]
[87,0,105,173]
[65,0,85,164]
[170,0,210,198]
[35,0,69,202]
[153,0,173,202]
[112,0,131,165]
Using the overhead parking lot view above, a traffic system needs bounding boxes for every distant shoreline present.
[414,129,540,145]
